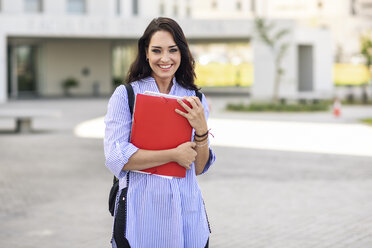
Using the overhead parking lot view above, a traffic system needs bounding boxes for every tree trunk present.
[272,66,281,104]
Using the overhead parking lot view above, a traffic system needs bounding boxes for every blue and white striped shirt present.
[104,77,216,248]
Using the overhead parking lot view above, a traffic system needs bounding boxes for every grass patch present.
[361,118,372,125]
[226,102,330,112]
[341,99,372,105]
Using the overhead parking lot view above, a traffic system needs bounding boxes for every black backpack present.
[108,84,203,216]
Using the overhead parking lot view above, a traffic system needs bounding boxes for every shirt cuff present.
[107,142,139,179]
[200,148,216,175]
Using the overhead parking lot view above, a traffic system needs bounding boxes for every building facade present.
[0,0,360,102]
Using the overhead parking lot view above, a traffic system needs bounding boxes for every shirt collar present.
[142,76,179,94]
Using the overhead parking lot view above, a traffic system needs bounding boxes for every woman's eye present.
[170,48,178,53]
[151,49,161,53]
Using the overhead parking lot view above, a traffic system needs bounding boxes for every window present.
[362,3,372,9]
[159,3,165,16]
[132,0,138,15]
[116,0,121,15]
[24,0,43,13]
[317,0,323,9]
[211,0,218,9]
[14,45,39,95]
[67,0,86,14]
[173,5,178,16]
[236,1,242,11]
[186,6,191,17]
[350,0,356,15]
[251,0,256,13]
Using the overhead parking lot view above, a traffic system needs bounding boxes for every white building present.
[0,0,354,103]
[193,0,371,62]
[1,0,254,103]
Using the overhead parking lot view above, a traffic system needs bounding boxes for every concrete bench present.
[0,110,60,133]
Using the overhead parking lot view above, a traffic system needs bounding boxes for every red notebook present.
[130,92,193,178]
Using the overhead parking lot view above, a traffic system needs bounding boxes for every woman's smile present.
[159,64,172,70]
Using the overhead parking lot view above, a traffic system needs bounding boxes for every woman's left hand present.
[175,96,208,135]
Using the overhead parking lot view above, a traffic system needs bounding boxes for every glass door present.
[16,45,38,97]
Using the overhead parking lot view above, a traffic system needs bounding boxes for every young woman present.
[104,17,216,248]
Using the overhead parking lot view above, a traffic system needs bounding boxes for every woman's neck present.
[153,76,173,94]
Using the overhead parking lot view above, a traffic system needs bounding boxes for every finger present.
[186,97,199,110]
[192,150,197,157]
[185,96,200,105]
[189,96,204,113]
[177,99,193,112]
[190,142,196,148]
[192,96,202,106]
[175,108,188,117]
[182,162,191,169]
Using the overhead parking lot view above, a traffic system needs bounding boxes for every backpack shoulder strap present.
[125,83,135,117]
[195,90,203,102]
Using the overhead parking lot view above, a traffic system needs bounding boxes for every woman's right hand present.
[173,142,197,169]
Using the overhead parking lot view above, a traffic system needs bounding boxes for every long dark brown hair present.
[126,17,198,91]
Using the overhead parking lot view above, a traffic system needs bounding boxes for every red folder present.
[130,93,193,177]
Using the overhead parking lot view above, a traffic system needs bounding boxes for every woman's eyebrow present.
[151,45,178,48]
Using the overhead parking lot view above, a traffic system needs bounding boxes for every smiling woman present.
[104,17,215,248]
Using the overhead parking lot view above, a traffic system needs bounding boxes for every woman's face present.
[146,30,181,84]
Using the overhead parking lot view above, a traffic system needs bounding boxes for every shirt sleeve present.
[104,85,139,180]
[199,93,216,175]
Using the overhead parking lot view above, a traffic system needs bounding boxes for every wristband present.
[195,130,209,138]
[194,135,208,142]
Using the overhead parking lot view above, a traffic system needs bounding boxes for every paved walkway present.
[0,97,372,248]
[75,116,372,157]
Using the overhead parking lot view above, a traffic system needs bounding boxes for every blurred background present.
[0,0,371,101]
[1,1,372,248]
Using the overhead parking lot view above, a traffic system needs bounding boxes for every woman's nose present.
[160,52,170,62]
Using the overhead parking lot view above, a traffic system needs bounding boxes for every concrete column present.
[252,38,275,100]
[0,34,7,103]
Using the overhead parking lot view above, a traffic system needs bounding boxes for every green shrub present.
[61,77,79,96]
[113,77,124,87]
[62,78,79,89]
[361,118,372,125]
[226,101,330,112]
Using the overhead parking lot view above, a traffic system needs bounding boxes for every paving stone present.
[0,98,372,248]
